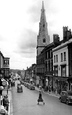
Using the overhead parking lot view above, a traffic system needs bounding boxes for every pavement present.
[1,87,13,115]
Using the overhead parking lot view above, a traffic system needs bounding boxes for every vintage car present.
[17,83,23,93]
[29,84,35,90]
[59,90,72,104]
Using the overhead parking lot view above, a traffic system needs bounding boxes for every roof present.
[52,38,72,52]
[0,51,4,58]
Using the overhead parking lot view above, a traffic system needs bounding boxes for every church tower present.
[37,1,50,56]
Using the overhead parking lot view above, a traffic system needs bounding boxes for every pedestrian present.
[37,90,45,105]
[0,95,3,105]
[0,89,2,96]
[0,78,2,96]
[6,80,9,95]
[8,79,11,88]
[3,95,9,111]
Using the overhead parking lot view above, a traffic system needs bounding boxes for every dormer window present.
[4,60,9,65]
[43,38,46,43]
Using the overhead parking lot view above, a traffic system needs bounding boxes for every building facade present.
[52,27,72,92]
[45,34,60,91]
[0,51,10,79]
[36,1,72,93]
[68,42,72,90]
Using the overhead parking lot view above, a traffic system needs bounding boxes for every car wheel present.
[66,100,69,105]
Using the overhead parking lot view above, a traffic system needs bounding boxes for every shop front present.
[53,76,68,94]
[67,77,72,90]
[45,75,53,92]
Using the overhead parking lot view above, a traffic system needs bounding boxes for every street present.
[11,81,72,115]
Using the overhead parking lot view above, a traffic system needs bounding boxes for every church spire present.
[42,1,44,11]
[40,1,46,24]
[37,1,50,56]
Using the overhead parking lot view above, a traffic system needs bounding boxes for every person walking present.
[3,95,9,111]
[37,90,45,105]
[0,78,2,96]
[37,86,45,105]
[0,95,3,105]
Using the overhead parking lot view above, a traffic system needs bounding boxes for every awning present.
[58,77,68,81]
[67,77,72,82]
[53,76,68,81]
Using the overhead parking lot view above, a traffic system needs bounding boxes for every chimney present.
[67,29,71,39]
[53,34,60,44]
[63,26,69,41]
[63,26,72,41]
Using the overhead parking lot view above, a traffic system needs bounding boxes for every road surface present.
[11,81,72,115]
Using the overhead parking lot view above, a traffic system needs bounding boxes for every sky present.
[0,0,72,70]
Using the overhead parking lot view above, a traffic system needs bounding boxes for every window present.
[48,61,50,72]
[56,55,58,62]
[50,50,52,58]
[48,51,50,58]
[46,52,48,59]
[61,65,66,77]
[50,60,53,71]
[64,52,66,61]
[61,53,63,62]
[54,55,55,63]
[47,61,49,71]
[43,38,46,43]
[43,24,45,27]
[54,66,58,76]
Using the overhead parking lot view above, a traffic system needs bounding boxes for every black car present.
[17,83,23,93]
[59,90,72,104]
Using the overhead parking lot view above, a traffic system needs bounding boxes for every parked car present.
[17,83,23,93]
[29,84,35,90]
[59,90,72,104]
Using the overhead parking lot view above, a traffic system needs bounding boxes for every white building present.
[53,44,69,77]
[52,37,72,91]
